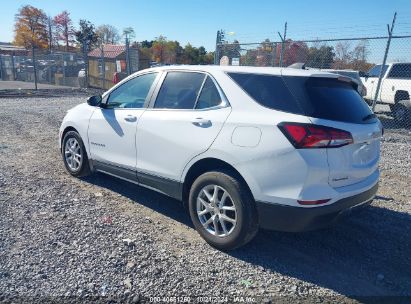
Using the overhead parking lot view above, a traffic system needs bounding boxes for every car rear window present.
[228,73,304,114]
[228,72,376,124]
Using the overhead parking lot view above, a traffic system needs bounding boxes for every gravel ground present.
[0,95,410,303]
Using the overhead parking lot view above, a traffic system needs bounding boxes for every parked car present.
[361,62,411,124]
[323,69,366,96]
[60,66,382,250]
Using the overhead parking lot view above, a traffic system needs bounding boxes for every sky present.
[1,0,411,61]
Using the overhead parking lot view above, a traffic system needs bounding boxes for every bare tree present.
[334,41,352,69]
[96,24,120,44]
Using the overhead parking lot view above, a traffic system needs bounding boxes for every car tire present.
[393,100,411,128]
[188,170,258,250]
[62,131,91,177]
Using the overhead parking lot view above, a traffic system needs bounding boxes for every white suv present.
[59,66,382,250]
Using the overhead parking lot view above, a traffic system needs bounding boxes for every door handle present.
[192,117,211,127]
[124,115,137,122]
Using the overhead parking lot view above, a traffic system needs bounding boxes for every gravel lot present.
[0,95,410,303]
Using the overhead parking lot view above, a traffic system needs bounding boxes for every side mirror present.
[87,95,102,107]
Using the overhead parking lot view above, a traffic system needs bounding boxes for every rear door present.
[136,71,231,184]
[283,76,382,188]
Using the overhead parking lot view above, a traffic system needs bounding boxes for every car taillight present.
[278,122,353,149]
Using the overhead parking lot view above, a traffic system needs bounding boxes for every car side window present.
[368,65,388,78]
[154,72,205,109]
[107,73,158,109]
[195,76,222,109]
[388,64,411,79]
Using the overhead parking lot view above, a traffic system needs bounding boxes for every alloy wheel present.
[64,137,82,171]
[196,184,237,237]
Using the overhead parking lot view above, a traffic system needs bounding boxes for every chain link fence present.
[0,44,150,90]
[216,35,411,130]
[0,51,86,87]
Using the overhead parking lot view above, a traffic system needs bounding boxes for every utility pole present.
[278,22,287,67]
[214,29,225,65]
[125,35,131,75]
[123,28,134,74]
[372,12,397,111]
[214,30,220,65]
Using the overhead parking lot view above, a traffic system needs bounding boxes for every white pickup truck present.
[362,62,411,125]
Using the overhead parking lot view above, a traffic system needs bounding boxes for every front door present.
[88,72,159,174]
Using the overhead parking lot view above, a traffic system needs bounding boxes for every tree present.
[306,45,335,69]
[351,40,373,72]
[152,35,168,63]
[75,19,99,50]
[46,15,56,53]
[75,19,98,87]
[141,40,153,48]
[256,39,274,66]
[96,24,120,44]
[14,5,49,90]
[283,40,309,66]
[333,41,352,69]
[54,10,75,51]
[221,40,241,60]
[14,5,48,49]
[123,27,135,41]
[181,43,199,64]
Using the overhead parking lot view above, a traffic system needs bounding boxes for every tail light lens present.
[278,122,353,148]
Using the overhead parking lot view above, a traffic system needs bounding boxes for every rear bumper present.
[256,182,378,232]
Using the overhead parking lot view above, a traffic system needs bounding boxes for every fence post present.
[272,42,276,67]
[372,12,397,111]
[0,55,3,80]
[101,46,105,89]
[278,22,287,67]
[125,37,131,75]
[31,45,38,90]
[62,54,66,86]
[135,43,139,72]
[84,43,89,88]
[11,52,16,80]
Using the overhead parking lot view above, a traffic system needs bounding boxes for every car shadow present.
[101,109,124,137]
[82,172,411,301]
[82,172,192,227]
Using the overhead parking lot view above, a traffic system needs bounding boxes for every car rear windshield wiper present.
[362,113,376,121]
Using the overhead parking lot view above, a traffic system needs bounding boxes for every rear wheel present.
[393,100,411,128]
[188,170,258,250]
[62,131,91,177]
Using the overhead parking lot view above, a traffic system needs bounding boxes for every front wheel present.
[62,130,91,177]
[188,170,258,250]
[393,100,411,128]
